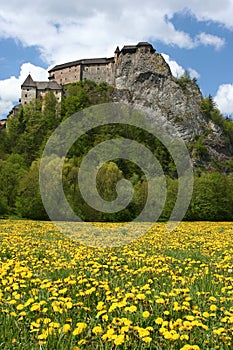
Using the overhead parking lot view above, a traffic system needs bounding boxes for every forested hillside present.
[0,79,233,221]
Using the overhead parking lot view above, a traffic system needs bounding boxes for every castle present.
[20,74,62,106]
[48,42,155,86]
[19,42,156,106]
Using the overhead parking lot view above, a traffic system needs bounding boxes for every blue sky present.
[0,0,233,118]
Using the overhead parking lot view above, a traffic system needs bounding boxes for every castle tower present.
[114,46,120,63]
[136,42,155,54]
[20,74,37,105]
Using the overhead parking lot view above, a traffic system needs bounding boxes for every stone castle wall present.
[52,65,81,85]
[50,61,116,86]
[82,62,115,86]
[21,87,37,105]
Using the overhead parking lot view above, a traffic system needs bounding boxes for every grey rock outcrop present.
[114,49,206,141]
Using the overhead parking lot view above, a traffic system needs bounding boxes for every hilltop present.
[0,42,232,221]
[11,42,233,170]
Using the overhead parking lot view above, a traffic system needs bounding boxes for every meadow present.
[0,220,233,350]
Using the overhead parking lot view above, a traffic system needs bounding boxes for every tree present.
[43,91,61,130]
[187,172,231,221]
[0,154,27,213]
[16,159,47,219]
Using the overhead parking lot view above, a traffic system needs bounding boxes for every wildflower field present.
[0,220,233,350]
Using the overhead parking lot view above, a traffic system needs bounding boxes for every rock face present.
[114,49,206,141]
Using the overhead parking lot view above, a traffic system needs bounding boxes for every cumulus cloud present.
[214,84,233,115]
[162,54,200,80]
[0,1,230,65]
[188,68,200,80]
[195,32,225,50]
[162,54,185,77]
[0,63,48,116]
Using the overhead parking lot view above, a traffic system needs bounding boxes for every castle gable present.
[21,74,36,88]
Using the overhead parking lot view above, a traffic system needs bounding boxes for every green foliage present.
[174,70,198,91]
[186,172,233,221]
[0,154,27,214]
[62,80,113,119]
[200,95,233,147]
[192,138,209,158]
[16,160,47,220]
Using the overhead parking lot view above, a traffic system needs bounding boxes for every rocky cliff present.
[111,48,232,166]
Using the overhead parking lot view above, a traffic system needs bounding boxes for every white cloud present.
[0,1,230,65]
[188,68,200,80]
[162,54,200,80]
[214,84,233,115]
[195,32,225,50]
[162,53,185,77]
[0,63,48,117]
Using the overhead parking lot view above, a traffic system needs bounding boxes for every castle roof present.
[21,74,36,88]
[137,42,153,47]
[21,74,62,90]
[36,81,62,90]
[49,57,114,73]
[121,42,155,54]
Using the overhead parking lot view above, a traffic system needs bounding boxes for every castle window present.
[27,88,29,91]
[25,94,27,97]
[85,67,88,71]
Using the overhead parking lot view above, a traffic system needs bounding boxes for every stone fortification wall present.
[51,65,81,85]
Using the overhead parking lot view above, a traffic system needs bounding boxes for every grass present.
[0,220,232,349]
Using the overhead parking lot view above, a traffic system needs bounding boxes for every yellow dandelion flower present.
[114,334,124,345]
[156,298,165,304]
[142,336,152,343]
[16,304,24,311]
[63,324,71,333]
[155,317,163,324]
[73,322,87,336]
[180,334,189,340]
[102,314,108,321]
[142,311,150,318]
[210,304,217,312]
[125,305,137,313]
[92,325,103,335]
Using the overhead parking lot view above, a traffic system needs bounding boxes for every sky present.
[0,0,233,119]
